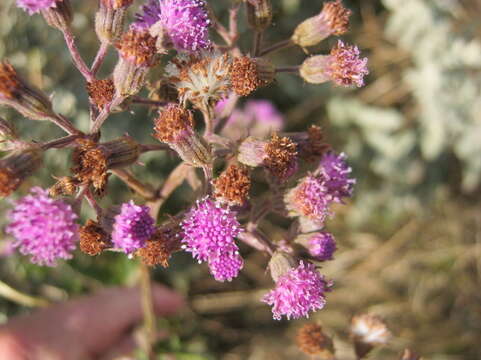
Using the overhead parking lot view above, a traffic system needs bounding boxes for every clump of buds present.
[95,0,134,44]
[292,0,351,49]
[153,104,212,167]
[229,56,275,96]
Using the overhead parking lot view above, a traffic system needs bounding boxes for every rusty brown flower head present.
[153,104,212,167]
[263,134,298,181]
[87,79,115,110]
[79,219,112,256]
[137,221,182,267]
[229,56,275,96]
[213,164,251,206]
[115,29,158,67]
[296,323,335,358]
[0,148,43,197]
[72,136,140,196]
[49,176,80,197]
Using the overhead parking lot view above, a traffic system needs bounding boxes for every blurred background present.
[0,0,480,359]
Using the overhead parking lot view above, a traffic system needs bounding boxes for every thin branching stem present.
[62,28,94,82]
[259,38,294,57]
[91,42,109,76]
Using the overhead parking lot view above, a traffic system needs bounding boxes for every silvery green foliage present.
[329,0,481,210]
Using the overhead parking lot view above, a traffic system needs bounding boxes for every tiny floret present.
[307,232,337,261]
[262,261,331,320]
[182,197,243,282]
[6,187,78,266]
[112,201,156,254]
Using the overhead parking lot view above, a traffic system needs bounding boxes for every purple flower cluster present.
[262,261,331,320]
[327,40,369,87]
[286,151,354,225]
[6,187,78,266]
[307,232,336,261]
[112,201,156,254]
[16,0,57,15]
[182,197,243,282]
[133,0,211,52]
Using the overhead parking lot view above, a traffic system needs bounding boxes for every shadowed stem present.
[90,95,126,133]
[91,42,109,76]
[62,28,94,82]
[276,66,300,73]
[139,262,156,360]
[111,169,158,200]
[201,105,215,138]
[41,134,83,150]
[253,31,263,57]
[259,38,294,57]
[131,97,167,107]
[46,113,82,135]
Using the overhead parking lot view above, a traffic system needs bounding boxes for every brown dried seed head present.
[213,164,251,206]
[79,220,111,256]
[321,0,351,36]
[296,323,334,357]
[264,134,298,180]
[87,79,115,110]
[72,139,109,196]
[49,176,79,197]
[137,224,182,267]
[0,62,21,100]
[116,29,157,67]
[153,104,194,143]
[229,57,274,96]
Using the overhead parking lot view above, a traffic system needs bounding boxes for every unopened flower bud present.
[292,0,351,48]
[237,136,266,167]
[268,251,297,282]
[79,219,112,256]
[295,232,337,262]
[213,164,251,206]
[153,104,212,167]
[296,323,335,358]
[95,0,134,43]
[113,29,158,96]
[300,41,368,87]
[246,0,272,31]
[229,56,275,96]
[40,0,72,31]
[72,136,141,196]
[350,314,391,359]
[0,148,43,197]
[0,62,55,120]
[49,176,80,197]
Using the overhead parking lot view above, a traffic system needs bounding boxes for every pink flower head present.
[6,187,78,266]
[285,174,331,226]
[112,201,156,254]
[159,0,211,52]
[16,0,57,15]
[262,261,331,320]
[307,232,337,261]
[327,40,368,87]
[182,197,243,282]
[319,151,355,203]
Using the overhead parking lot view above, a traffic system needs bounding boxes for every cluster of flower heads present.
[1,0,368,321]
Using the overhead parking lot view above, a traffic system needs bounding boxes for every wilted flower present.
[182,197,243,282]
[213,164,251,206]
[137,221,182,267]
[292,0,351,48]
[263,260,331,320]
[229,56,275,96]
[86,79,115,110]
[166,51,232,109]
[153,103,211,166]
[6,187,78,266]
[350,313,392,358]
[300,41,368,87]
[79,219,111,256]
[296,323,335,358]
[111,201,156,254]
